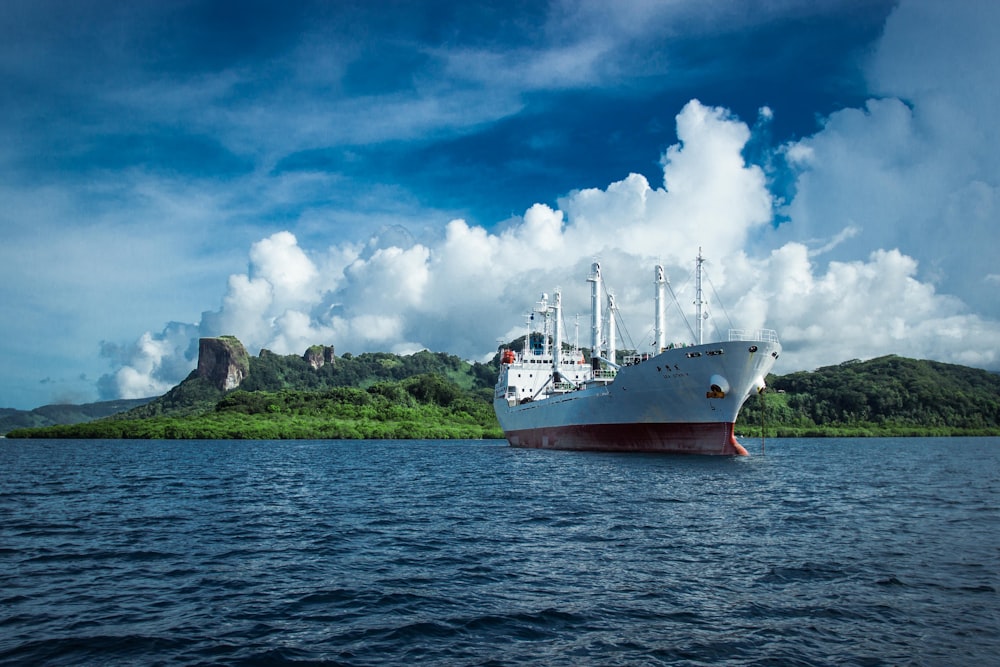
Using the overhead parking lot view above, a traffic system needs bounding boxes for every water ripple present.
[1,437,998,666]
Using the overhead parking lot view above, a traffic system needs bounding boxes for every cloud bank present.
[103,91,1000,398]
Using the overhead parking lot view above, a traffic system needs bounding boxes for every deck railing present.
[728,329,779,343]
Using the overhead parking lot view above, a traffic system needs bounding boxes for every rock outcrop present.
[197,336,250,391]
[303,345,336,370]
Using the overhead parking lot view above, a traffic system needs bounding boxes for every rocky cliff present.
[196,336,250,391]
[303,345,335,369]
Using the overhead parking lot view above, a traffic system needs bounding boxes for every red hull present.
[505,421,748,456]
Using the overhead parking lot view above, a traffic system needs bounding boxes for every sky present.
[2,0,998,410]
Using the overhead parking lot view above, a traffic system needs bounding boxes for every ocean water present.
[1,437,998,666]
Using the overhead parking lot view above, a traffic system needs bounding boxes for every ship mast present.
[525,294,548,360]
[552,290,563,380]
[523,311,531,359]
[654,265,666,352]
[588,262,603,360]
[695,248,706,345]
[607,291,617,366]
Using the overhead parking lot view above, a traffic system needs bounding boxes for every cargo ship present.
[493,252,781,455]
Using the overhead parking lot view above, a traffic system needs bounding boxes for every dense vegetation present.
[8,345,503,439]
[6,349,999,440]
[737,355,1000,437]
[0,398,154,434]
[11,374,502,440]
[117,348,499,421]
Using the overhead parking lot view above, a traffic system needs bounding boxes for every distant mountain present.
[0,398,155,435]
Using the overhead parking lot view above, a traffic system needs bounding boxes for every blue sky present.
[2,0,998,410]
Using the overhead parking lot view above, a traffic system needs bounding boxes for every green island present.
[4,337,1000,439]
[738,355,1000,437]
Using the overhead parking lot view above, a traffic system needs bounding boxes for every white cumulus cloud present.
[779,0,1000,319]
[104,76,1000,396]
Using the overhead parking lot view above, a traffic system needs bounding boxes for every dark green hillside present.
[738,355,1000,436]
[12,376,503,440]
[0,397,154,435]
[8,345,503,440]
[114,347,500,421]
[242,349,495,393]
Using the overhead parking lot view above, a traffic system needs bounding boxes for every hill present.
[6,338,503,440]
[736,355,1000,436]
[0,398,154,436]
[118,343,499,420]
